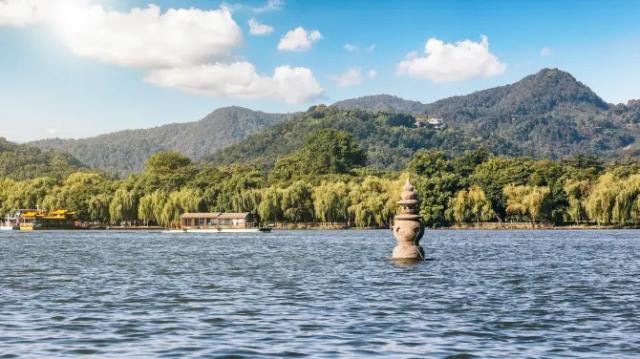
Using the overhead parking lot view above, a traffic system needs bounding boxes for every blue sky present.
[0,0,639,142]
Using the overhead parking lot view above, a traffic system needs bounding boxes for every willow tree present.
[585,173,619,226]
[281,181,314,223]
[42,172,110,221]
[150,191,169,226]
[347,177,394,228]
[138,194,155,226]
[503,184,551,225]
[209,168,264,212]
[448,186,495,224]
[7,177,57,212]
[232,188,262,213]
[109,188,138,225]
[87,193,112,223]
[312,181,350,224]
[612,174,640,225]
[258,186,283,225]
[159,188,203,228]
[564,180,591,224]
[0,178,17,215]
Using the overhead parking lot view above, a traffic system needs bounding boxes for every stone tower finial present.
[391,178,425,260]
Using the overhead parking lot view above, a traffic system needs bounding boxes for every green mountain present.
[210,69,640,169]
[29,68,640,174]
[333,94,426,114]
[0,138,84,180]
[30,106,290,176]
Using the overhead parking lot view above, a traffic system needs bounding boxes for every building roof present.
[180,212,250,219]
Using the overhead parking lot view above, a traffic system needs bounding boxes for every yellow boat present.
[17,209,78,230]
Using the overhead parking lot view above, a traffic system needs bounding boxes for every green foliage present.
[347,177,396,228]
[42,172,112,221]
[0,138,84,180]
[269,129,366,181]
[258,186,283,224]
[408,150,452,177]
[281,181,314,223]
[503,185,552,224]
[209,108,477,172]
[447,186,495,224]
[109,188,137,225]
[564,180,591,224]
[312,181,350,223]
[7,126,640,229]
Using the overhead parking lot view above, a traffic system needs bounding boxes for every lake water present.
[1,230,640,358]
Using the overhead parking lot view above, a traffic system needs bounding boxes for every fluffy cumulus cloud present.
[331,68,362,88]
[56,4,242,68]
[0,1,324,103]
[145,62,323,104]
[278,27,322,51]
[331,68,376,88]
[248,18,273,35]
[396,35,506,82]
[0,0,61,26]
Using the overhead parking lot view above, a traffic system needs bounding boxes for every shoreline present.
[4,224,640,232]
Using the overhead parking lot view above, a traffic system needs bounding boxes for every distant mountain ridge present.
[333,94,426,114]
[30,68,640,174]
[209,68,640,169]
[331,68,640,158]
[30,107,290,175]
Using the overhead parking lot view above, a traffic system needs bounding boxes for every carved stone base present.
[392,244,424,260]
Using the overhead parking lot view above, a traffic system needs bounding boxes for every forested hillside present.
[30,107,290,175]
[0,138,84,180]
[333,68,640,159]
[29,68,640,175]
[207,107,507,170]
[208,70,640,170]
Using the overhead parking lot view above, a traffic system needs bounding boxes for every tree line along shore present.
[2,128,640,229]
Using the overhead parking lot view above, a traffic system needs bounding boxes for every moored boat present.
[1,211,20,230]
[164,212,271,233]
[15,209,78,231]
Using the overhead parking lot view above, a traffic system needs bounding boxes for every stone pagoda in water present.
[391,179,425,260]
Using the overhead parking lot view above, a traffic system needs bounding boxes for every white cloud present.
[332,68,365,88]
[396,35,506,82]
[278,27,322,51]
[0,1,328,104]
[344,43,358,52]
[248,18,273,35]
[540,47,552,56]
[344,43,375,52]
[253,0,284,13]
[145,62,323,104]
[56,4,242,68]
[0,0,66,26]
[368,69,377,78]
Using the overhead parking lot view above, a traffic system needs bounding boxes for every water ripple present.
[1,229,640,358]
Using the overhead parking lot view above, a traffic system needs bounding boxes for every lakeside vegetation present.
[3,128,640,229]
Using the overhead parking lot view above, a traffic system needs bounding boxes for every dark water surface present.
[1,230,640,358]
